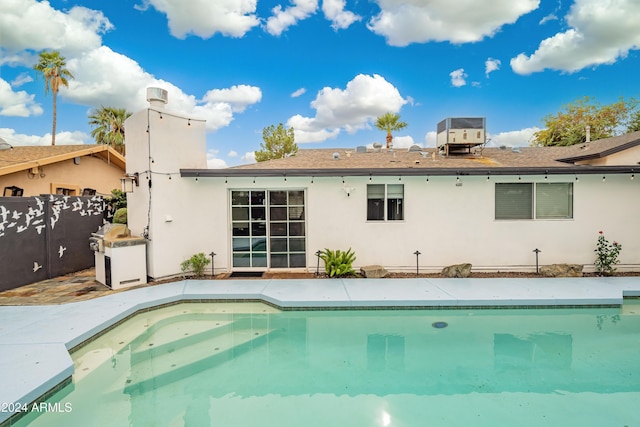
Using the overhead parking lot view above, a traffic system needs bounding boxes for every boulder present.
[442,263,472,278]
[539,264,583,277]
[360,265,388,278]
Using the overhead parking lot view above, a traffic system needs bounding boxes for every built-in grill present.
[89,224,147,289]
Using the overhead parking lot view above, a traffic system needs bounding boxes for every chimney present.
[146,87,168,107]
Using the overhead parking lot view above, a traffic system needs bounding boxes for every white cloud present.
[367,0,539,46]
[10,73,33,88]
[487,127,539,147]
[266,0,318,36]
[511,0,640,74]
[202,85,262,113]
[322,0,361,30]
[0,79,43,117]
[61,46,260,131]
[424,131,437,147]
[391,135,416,149]
[136,0,260,39]
[539,14,558,25]
[206,149,229,169]
[449,69,467,87]
[287,74,408,143]
[241,151,257,163]
[228,150,238,157]
[485,58,501,77]
[291,88,307,98]
[0,128,89,146]
[0,0,112,58]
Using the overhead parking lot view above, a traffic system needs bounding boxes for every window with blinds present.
[495,182,573,220]
[367,184,404,221]
[536,183,573,219]
[495,183,533,219]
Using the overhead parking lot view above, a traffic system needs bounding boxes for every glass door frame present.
[229,188,307,271]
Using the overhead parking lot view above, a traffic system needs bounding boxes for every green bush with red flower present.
[594,231,622,276]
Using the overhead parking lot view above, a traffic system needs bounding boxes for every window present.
[495,183,573,220]
[3,186,23,197]
[495,183,533,220]
[536,183,573,219]
[51,183,79,196]
[367,184,404,221]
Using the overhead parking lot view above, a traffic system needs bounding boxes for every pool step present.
[125,313,238,355]
[128,319,236,364]
[123,325,276,394]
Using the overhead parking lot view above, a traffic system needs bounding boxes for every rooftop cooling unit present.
[436,117,486,156]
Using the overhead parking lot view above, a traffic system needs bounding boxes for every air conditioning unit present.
[146,87,168,105]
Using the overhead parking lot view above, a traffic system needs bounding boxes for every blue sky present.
[1,0,638,167]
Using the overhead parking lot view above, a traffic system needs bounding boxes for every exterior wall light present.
[120,173,139,193]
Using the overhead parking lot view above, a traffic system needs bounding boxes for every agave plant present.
[319,248,357,278]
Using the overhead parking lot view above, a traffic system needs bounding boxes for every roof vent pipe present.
[586,125,591,143]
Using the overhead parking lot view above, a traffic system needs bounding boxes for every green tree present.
[255,123,297,162]
[626,99,640,133]
[375,112,408,149]
[628,111,640,133]
[88,106,132,154]
[33,51,74,146]
[532,96,638,146]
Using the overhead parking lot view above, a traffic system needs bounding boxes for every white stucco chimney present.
[146,87,168,107]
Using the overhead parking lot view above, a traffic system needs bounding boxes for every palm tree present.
[375,112,408,149]
[88,106,132,155]
[33,51,74,146]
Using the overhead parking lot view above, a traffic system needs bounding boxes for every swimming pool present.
[13,301,640,426]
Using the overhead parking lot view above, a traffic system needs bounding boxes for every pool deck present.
[1,275,640,424]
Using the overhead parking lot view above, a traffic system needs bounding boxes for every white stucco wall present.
[161,172,638,277]
[124,105,209,278]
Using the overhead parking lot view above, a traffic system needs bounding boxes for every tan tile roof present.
[0,144,125,176]
[231,146,574,171]
[226,131,640,174]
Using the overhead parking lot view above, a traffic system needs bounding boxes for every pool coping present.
[1,276,640,424]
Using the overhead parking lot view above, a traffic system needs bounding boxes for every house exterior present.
[124,92,639,279]
[0,144,125,197]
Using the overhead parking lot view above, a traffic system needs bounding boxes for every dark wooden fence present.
[0,195,105,292]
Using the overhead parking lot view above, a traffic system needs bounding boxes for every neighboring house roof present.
[182,131,640,178]
[555,130,640,163]
[0,144,125,176]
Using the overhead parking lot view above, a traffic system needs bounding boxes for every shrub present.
[181,253,211,278]
[319,248,357,278]
[113,208,127,224]
[594,231,622,276]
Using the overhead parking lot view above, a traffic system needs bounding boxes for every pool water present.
[15,302,640,427]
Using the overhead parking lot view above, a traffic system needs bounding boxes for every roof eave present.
[556,138,640,163]
[181,165,638,178]
[0,145,125,176]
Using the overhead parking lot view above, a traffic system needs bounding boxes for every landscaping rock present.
[539,264,583,277]
[442,263,472,278]
[360,265,388,278]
